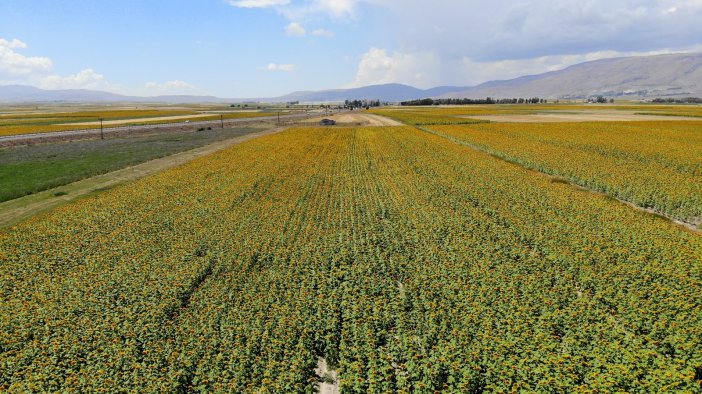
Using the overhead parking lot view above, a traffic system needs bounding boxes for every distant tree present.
[398,96,549,106]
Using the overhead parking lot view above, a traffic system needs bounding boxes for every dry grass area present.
[470,110,701,123]
[59,114,216,126]
[305,112,403,126]
[0,106,278,137]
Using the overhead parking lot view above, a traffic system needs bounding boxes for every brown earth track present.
[301,112,403,127]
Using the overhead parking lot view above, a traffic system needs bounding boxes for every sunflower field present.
[1,126,701,392]
[428,121,702,226]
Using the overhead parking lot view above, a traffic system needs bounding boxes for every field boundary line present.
[0,126,288,230]
[415,125,701,234]
[0,112,311,143]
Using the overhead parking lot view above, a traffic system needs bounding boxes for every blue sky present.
[1,0,701,98]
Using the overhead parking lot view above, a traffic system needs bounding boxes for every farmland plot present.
[1,126,701,392]
[430,121,702,226]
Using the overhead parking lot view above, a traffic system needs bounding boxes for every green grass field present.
[0,126,262,202]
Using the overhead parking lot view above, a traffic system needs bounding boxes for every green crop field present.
[0,108,278,137]
[428,121,702,225]
[1,121,701,392]
[0,126,263,202]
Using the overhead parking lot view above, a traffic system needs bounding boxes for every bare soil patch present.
[471,110,701,123]
[315,358,340,394]
[304,112,403,127]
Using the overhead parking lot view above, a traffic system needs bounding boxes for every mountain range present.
[0,85,227,104]
[1,53,700,104]
[441,52,702,100]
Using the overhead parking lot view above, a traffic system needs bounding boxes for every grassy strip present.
[0,109,195,120]
[0,111,278,136]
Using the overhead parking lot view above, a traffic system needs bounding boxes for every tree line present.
[344,99,382,109]
[650,97,702,104]
[400,97,548,106]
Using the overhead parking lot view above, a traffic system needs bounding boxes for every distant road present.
[0,111,320,144]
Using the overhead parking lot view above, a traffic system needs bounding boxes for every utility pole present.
[99,118,104,140]
[220,114,224,129]
[277,111,280,126]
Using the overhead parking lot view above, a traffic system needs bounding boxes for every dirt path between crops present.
[315,358,340,394]
[302,112,403,127]
[469,110,701,123]
[0,126,286,230]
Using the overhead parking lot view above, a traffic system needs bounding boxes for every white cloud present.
[37,69,108,90]
[229,0,378,20]
[351,45,702,89]
[0,38,111,90]
[351,47,440,88]
[380,1,702,63]
[0,38,208,95]
[227,0,290,8]
[0,38,53,75]
[144,80,199,94]
[312,0,358,18]
[285,22,306,37]
[284,23,336,38]
[266,63,296,72]
[312,28,335,38]
[0,38,27,49]
[341,0,702,89]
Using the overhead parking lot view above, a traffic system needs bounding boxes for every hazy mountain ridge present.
[271,84,469,103]
[443,53,702,99]
[0,85,229,104]
[1,53,700,103]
